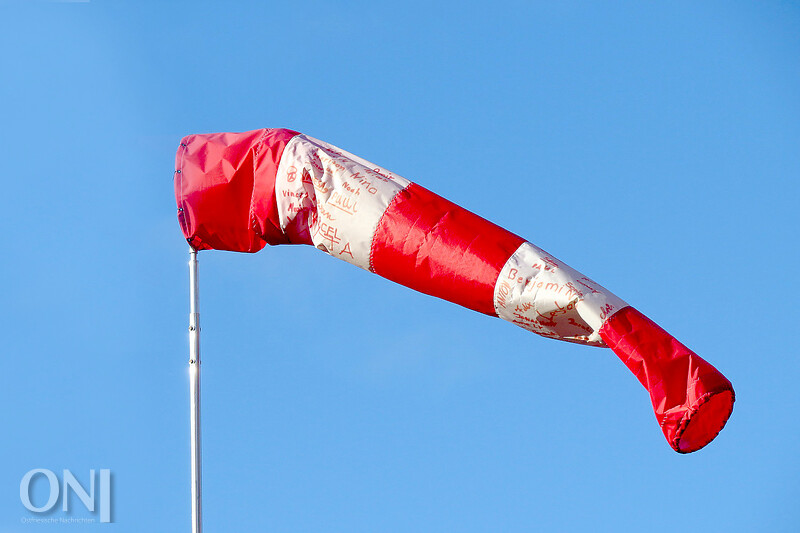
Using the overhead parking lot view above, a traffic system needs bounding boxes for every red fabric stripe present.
[370,183,525,316]
[175,128,298,252]
[599,306,735,453]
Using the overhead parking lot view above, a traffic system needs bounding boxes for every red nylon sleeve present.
[370,183,525,316]
[175,128,299,252]
[600,306,735,453]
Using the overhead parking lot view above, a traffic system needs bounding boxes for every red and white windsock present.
[174,128,734,453]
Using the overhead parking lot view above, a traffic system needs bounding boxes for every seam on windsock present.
[600,306,625,329]
[368,182,412,273]
[272,133,304,236]
[248,129,271,240]
[492,241,526,318]
[493,243,523,319]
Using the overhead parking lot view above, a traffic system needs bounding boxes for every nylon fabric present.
[173,128,735,453]
[175,128,299,252]
[371,183,525,316]
[273,134,410,270]
[599,306,735,453]
[494,242,628,345]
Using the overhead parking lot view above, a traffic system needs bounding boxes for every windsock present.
[174,128,734,453]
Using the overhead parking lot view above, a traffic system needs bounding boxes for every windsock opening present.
[674,388,734,453]
[174,128,299,252]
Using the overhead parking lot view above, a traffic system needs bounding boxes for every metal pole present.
[188,248,202,533]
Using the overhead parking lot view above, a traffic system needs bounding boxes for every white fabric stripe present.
[274,134,411,270]
[493,242,628,346]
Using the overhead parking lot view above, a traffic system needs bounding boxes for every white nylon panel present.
[494,242,628,345]
[275,134,410,270]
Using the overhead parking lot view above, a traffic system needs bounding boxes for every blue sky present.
[0,1,798,531]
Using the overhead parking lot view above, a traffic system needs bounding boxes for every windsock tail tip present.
[600,306,735,454]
